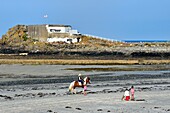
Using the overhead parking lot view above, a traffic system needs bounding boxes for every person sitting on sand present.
[78,74,84,88]
[130,86,135,101]
[122,88,130,101]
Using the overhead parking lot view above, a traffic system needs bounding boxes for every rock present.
[75,108,82,110]
[65,106,72,109]
[47,110,53,112]
[97,109,103,111]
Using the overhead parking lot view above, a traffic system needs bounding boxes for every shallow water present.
[0,64,170,84]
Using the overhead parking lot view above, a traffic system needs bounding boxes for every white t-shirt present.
[124,90,130,96]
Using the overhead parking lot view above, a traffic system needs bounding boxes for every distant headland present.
[0,24,170,63]
[124,40,169,43]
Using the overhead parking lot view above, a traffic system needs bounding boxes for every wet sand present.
[0,64,170,113]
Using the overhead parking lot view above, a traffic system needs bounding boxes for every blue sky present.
[1,0,170,41]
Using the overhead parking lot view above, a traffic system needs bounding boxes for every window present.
[50,29,61,33]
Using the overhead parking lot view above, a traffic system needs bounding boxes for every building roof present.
[48,24,72,27]
[28,24,72,28]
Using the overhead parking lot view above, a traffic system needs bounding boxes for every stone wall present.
[27,25,48,42]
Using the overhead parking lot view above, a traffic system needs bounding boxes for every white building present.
[47,37,81,44]
[46,24,80,35]
[46,24,81,43]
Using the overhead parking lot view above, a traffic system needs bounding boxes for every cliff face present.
[0,25,50,53]
[1,25,28,46]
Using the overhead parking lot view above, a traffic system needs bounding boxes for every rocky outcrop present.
[1,25,170,60]
[0,25,126,53]
[1,25,28,45]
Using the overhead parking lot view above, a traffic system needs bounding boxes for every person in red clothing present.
[122,88,130,101]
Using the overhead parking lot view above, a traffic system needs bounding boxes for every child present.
[83,85,87,95]
[130,86,135,101]
[122,88,130,101]
[78,74,84,88]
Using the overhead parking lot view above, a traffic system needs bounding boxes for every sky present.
[1,0,170,41]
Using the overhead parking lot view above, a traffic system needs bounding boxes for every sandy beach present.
[0,64,170,113]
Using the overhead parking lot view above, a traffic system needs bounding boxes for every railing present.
[82,34,122,42]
